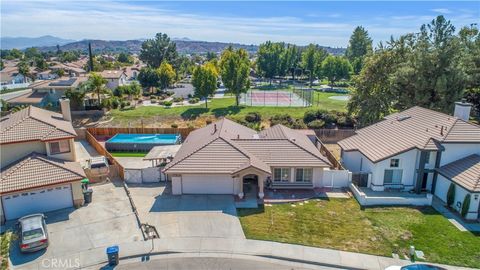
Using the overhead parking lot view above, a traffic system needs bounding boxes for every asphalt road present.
[0,89,31,101]
[113,256,343,270]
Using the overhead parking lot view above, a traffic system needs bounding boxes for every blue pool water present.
[107,134,180,144]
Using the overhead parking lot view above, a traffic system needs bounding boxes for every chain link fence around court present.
[241,88,314,107]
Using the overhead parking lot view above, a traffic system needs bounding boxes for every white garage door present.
[2,185,73,220]
[182,175,234,194]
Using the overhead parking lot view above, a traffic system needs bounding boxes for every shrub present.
[173,97,184,103]
[166,91,174,96]
[303,110,318,124]
[461,194,471,218]
[163,101,173,107]
[150,95,156,100]
[111,98,120,109]
[307,119,325,129]
[188,98,200,104]
[171,123,178,128]
[270,114,306,129]
[447,183,456,207]
[187,94,193,98]
[206,119,213,125]
[245,112,262,123]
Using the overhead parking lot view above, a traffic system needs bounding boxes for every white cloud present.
[431,8,452,14]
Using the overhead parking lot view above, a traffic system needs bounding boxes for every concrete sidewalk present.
[14,237,474,270]
[432,197,480,232]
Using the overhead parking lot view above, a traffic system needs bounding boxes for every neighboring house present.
[49,62,87,77]
[0,66,28,86]
[37,70,59,80]
[339,101,480,219]
[100,70,127,89]
[164,118,333,199]
[32,76,89,107]
[7,91,49,107]
[123,65,141,81]
[0,100,86,223]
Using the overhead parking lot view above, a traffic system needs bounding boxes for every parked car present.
[17,214,49,252]
[386,264,447,270]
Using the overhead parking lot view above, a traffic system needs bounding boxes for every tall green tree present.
[17,61,30,83]
[321,56,352,86]
[280,44,301,79]
[301,44,326,87]
[192,62,218,109]
[138,67,159,92]
[140,33,178,68]
[256,41,284,83]
[157,61,176,90]
[87,73,108,105]
[459,24,480,117]
[219,47,251,106]
[345,26,373,74]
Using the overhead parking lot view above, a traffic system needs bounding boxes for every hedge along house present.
[339,101,480,219]
[0,99,86,223]
[163,118,334,200]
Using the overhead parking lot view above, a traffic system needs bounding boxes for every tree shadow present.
[237,204,265,217]
[211,105,244,118]
[180,107,209,120]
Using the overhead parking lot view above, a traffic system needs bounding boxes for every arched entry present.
[242,174,258,199]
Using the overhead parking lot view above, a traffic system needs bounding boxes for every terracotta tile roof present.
[8,91,48,105]
[437,154,480,192]
[0,153,86,194]
[338,106,480,163]
[0,106,77,144]
[164,118,330,175]
[100,70,126,79]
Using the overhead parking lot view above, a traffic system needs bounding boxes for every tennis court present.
[241,89,313,107]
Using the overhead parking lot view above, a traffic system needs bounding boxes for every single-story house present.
[32,76,89,107]
[164,118,333,199]
[0,100,85,223]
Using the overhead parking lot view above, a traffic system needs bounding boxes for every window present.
[295,168,313,182]
[425,152,431,164]
[49,140,71,154]
[384,169,403,184]
[273,168,290,182]
[390,159,400,168]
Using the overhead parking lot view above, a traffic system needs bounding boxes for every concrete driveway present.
[8,181,142,269]
[128,183,245,239]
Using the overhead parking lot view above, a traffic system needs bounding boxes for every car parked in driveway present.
[18,214,49,253]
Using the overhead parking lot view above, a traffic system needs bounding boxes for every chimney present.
[59,97,72,122]
[453,99,472,121]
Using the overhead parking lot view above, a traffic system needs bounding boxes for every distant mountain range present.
[1,35,76,50]
[2,35,346,55]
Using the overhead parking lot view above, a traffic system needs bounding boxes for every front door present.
[243,175,258,198]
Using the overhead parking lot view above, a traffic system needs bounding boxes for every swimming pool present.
[106,134,181,152]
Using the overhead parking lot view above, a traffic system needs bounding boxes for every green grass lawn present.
[110,152,147,157]
[238,199,480,268]
[108,92,348,127]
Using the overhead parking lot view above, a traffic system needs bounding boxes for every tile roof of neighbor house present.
[8,91,48,105]
[0,153,86,194]
[437,154,480,192]
[0,106,77,144]
[100,70,126,79]
[164,118,331,175]
[32,76,89,90]
[338,106,480,163]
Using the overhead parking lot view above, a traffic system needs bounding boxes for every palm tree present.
[87,72,107,106]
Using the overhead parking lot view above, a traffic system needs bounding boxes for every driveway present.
[128,183,245,239]
[8,181,142,268]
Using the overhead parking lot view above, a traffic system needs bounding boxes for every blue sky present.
[1,1,479,47]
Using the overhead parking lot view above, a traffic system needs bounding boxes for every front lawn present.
[106,92,347,127]
[238,199,480,268]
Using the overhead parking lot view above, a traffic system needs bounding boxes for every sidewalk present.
[14,237,475,270]
[432,197,480,232]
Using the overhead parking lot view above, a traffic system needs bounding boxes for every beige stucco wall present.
[46,138,77,161]
[1,141,47,167]
[71,181,84,207]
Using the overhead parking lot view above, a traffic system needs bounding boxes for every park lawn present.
[110,152,147,157]
[238,199,480,268]
[107,92,347,127]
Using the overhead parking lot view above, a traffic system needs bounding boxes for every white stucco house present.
[339,101,480,220]
[100,70,127,90]
[0,99,86,223]
[163,118,346,200]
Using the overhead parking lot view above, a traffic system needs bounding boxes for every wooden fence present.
[312,128,356,143]
[87,127,195,140]
[85,129,125,180]
[317,140,344,170]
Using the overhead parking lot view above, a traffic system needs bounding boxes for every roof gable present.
[437,154,480,192]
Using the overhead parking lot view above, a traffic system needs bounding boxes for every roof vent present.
[397,115,411,121]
